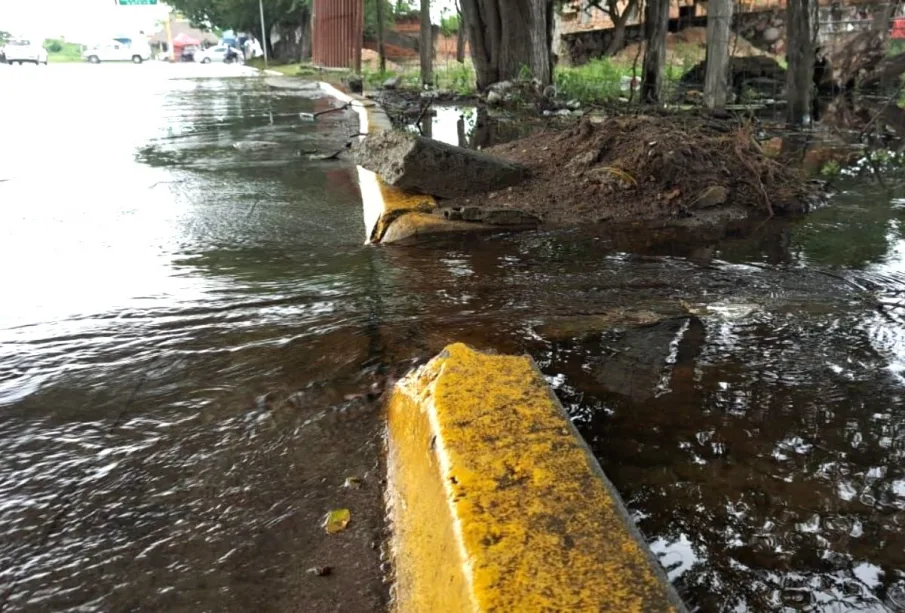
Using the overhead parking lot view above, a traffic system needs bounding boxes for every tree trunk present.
[421,0,433,86]
[786,0,815,125]
[703,0,733,110]
[456,0,466,63]
[357,130,529,198]
[461,0,553,90]
[604,13,629,56]
[376,0,387,72]
[301,7,312,62]
[641,0,669,103]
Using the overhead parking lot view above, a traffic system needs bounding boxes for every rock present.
[566,150,598,170]
[566,99,582,110]
[346,74,363,94]
[543,84,557,99]
[763,27,781,43]
[383,75,401,90]
[488,80,514,94]
[233,141,280,151]
[486,90,504,105]
[357,130,529,199]
[444,206,541,226]
[691,185,729,209]
[535,309,682,342]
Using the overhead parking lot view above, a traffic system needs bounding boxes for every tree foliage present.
[0,31,11,45]
[166,0,309,34]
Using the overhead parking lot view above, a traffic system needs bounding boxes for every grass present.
[44,39,83,63]
[247,50,706,106]
[361,59,477,95]
[555,58,632,103]
[245,58,309,76]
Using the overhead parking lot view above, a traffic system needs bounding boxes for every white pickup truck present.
[82,40,152,64]
[2,39,48,65]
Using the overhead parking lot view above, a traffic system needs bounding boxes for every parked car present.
[82,40,151,64]
[196,45,242,64]
[2,39,48,65]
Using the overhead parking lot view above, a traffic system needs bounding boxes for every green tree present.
[440,13,459,36]
[0,31,11,45]
[167,0,310,59]
[365,0,395,39]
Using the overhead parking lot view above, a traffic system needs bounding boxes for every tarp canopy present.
[172,32,201,47]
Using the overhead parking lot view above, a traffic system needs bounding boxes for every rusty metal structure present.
[312,0,364,71]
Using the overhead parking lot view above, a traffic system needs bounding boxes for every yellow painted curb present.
[387,343,686,613]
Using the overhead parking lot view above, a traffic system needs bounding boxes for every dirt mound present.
[613,27,770,65]
[679,55,785,89]
[444,115,813,225]
[361,48,401,72]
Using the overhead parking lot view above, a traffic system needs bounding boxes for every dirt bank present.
[440,114,815,226]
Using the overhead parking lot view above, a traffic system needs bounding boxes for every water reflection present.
[4,67,905,612]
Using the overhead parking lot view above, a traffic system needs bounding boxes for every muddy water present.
[2,66,905,613]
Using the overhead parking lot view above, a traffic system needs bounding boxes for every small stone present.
[383,75,401,90]
[763,27,781,43]
[486,90,503,105]
[488,80,514,94]
[307,566,332,576]
[566,99,581,110]
[691,185,730,209]
[346,75,363,94]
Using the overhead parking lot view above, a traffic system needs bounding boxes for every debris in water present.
[343,476,362,489]
[323,508,351,534]
[307,566,333,576]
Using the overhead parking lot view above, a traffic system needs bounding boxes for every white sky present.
[0,0,171,43]
[0,0,458,43]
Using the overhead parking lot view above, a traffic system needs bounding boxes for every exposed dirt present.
[441,114,816,226]
[613,27,771,66]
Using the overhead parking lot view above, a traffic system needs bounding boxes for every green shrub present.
[555,58,628,103]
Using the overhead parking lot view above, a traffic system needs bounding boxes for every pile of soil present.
[444,115,814,225]
[613,27,770,66]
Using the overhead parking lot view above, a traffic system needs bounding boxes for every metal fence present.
[312,0,363,70]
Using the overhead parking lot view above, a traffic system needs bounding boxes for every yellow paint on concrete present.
[387,343,685,613]
[372,180,436,241]
[380,212,491,244]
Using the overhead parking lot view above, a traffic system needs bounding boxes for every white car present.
[82,40,151,64]
[2,39,48,65]
[196,45,241,64]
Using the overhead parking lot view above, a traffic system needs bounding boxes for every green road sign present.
[116,0,158,5]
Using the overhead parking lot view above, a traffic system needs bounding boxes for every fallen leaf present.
[323,509,351,534]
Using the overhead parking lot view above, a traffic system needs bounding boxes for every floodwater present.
[2,64,905,613]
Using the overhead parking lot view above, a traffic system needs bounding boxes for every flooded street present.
[2,64,905,612]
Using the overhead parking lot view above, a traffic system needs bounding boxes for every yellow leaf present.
[323,508,351,534]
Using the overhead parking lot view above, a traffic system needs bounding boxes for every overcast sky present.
[0,0,458,43]
[0,0,169,42]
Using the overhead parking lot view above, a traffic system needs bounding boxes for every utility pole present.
[259,0,268,68]
[420,0,433,86]
[165,10,174,61]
